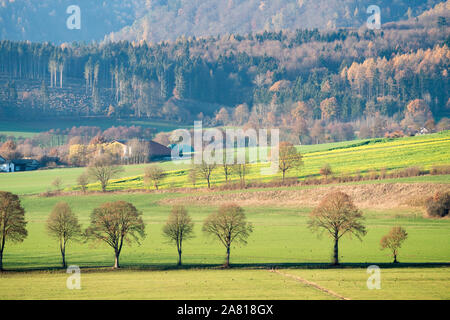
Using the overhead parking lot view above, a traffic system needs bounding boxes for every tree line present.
[0,190,409,271]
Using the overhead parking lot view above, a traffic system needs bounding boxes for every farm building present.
[106,140,133,159]
[0,157,40,173]
[108,139,171,160]
[148,141,172,160]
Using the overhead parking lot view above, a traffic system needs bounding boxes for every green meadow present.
[2,267,448,300]
[0,132,449,300]
[3,192,450,270]
[0,190,449,299]
[1,131,449,195]
[74,130,450,191]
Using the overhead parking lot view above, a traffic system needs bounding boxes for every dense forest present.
[0,1,449,147]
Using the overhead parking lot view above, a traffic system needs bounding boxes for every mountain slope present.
[0,0,445,44]
[106,0,445,43]
[0,0,145,43]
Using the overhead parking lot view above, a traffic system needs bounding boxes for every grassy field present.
[0,189,449,300]
[0,162,192,195]
[2,267,448,300]
[0,269,334,300]
[1,131,449,195]
[79,130,450,191]
[1,192,449,270]
[276,267,450,300]
[0,133,449,300]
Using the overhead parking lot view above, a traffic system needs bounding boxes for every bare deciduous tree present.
[232,163,248,188]
[188,166,198,187]
[380,226,408,263]
[162,205,195,266]
[85,201,146,269]
[77,172,89,193]
[197,160,216,189]
[277,141,303,182]
[0,192,27,271]
[221,150,233,183]
[202,203,253,267]
[308,191,366,265]
[144,165,165,190]
[87,155,124,192]
[47,202,81,268]
[52,177,63,192]
[320,163,332,181]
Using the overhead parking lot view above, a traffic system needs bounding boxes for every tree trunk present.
[0,231,5,271]
[333,236,339,265]
[61,243,66,268]
[59,240,66,268]
[62,251,66,268]
[225,246,230,268]
[282,170,285,182]
[114,252,120,269]
[176,239,182,266]
[393,253,398,264]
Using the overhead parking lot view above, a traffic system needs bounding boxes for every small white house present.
[0,158,39,172]
[0,156,8,172]
[0,156,13,172]
[0,162,14,172]
[416,127,430,136]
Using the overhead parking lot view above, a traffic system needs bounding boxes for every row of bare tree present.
[0,190,407,271]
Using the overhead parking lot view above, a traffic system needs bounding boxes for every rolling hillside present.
[94,131,450,192]
[1,131,448,195]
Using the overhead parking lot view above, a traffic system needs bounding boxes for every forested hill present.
[0,0,147,43]
[0,0,445,44]
[0,1,449,145]
[107,0,444,43]
[1,19,449,143]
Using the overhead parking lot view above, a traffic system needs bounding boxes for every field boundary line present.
[271,269,351,300]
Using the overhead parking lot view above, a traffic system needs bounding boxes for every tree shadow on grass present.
[2,262,450,274]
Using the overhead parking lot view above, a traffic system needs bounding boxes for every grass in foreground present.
[0,269,333,300]
[278,267,450,300]
[1,267,448,300]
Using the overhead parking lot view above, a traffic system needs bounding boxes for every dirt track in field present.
[160,183,450,209]
[271,270,350,300]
